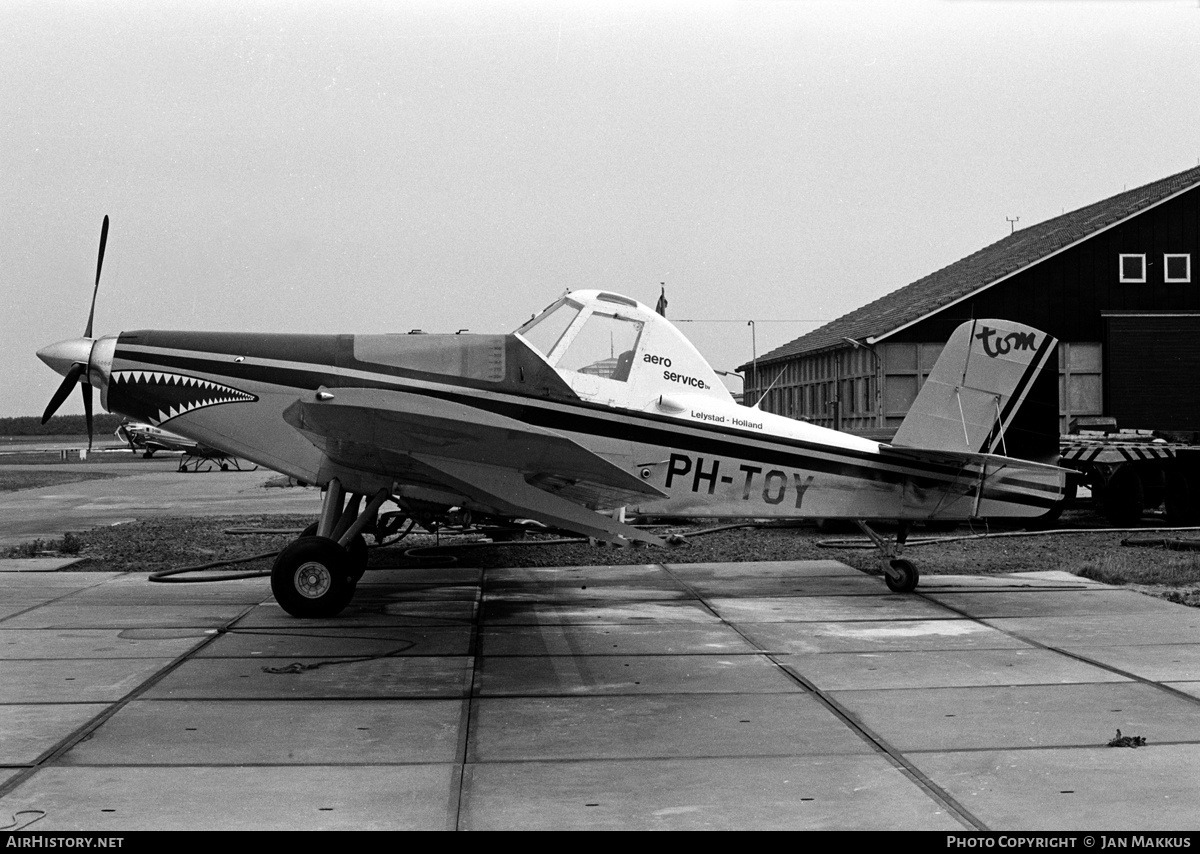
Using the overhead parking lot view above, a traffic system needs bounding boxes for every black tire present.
[301,523,368,580]
[1165,470,1200,527]
[884,558,919,593]
[345,534,368,580]
[271,536,356,618]
[1103,466,1145,527]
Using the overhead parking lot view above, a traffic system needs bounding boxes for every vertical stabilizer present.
[890,319,1057,454]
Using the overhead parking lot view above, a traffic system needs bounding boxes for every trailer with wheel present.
[1059,427,1200,526]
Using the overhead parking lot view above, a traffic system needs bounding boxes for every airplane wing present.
[281,387,667,545]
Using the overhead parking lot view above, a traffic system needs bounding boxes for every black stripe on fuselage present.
[114,341,1061,508]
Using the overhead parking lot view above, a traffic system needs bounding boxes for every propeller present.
[40,215,108,449]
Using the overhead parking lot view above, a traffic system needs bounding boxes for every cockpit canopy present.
[515,290,730,405]
[517,292,644,382]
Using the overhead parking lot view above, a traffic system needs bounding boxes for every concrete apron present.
[0,470,320,548]
[0,561,1198,830]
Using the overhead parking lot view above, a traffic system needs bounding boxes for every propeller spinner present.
[37,215,109,449]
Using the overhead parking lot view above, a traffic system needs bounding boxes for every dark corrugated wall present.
[1106,314,1200,432]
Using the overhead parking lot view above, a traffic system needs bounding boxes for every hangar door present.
[1105,313,1200,432]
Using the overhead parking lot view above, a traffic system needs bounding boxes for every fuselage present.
[67,322,1059,524]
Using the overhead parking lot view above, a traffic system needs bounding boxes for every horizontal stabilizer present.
[878,443,1070,518]
[880,444,1072,476]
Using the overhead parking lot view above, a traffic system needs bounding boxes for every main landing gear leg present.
[271,478,390,618]
[855,520,919,593]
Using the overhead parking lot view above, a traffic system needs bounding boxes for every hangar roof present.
[746,163,1200,369]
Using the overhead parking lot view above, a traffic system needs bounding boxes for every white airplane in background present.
[115,419,252,472]
[38,218,1067,617]
[115,419,203,457]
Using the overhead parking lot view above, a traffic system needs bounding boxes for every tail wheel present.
[884,558,919,593]
[271,536,355,618]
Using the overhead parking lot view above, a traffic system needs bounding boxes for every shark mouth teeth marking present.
[109,370,257,426]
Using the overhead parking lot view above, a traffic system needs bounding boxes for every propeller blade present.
[82,383,94,451]
[42,217,108,434]
[41,363,86,424]
[85,215,108,339]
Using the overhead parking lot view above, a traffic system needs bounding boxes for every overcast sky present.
[4,0,1199,419]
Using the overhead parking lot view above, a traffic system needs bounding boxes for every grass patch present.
[3,532,83,558]
[0,470,126,492]
[1075,550,1200,586]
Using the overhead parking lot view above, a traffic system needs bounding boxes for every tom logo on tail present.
[38,219,1068,617]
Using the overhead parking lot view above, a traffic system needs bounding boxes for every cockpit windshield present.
[515,298,644,383]
[516,299,580,358]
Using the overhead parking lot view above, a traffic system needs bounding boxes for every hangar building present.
[741,164,1200,458]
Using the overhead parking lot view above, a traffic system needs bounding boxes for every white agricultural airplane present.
[38,219,1067,617]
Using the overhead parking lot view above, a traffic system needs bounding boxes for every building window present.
[1119,254,1146,283]
[1165,254,1192,283]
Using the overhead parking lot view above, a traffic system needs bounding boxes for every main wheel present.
[301,523,368,580]
[271,536,356,618]
[884,558,919,593]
